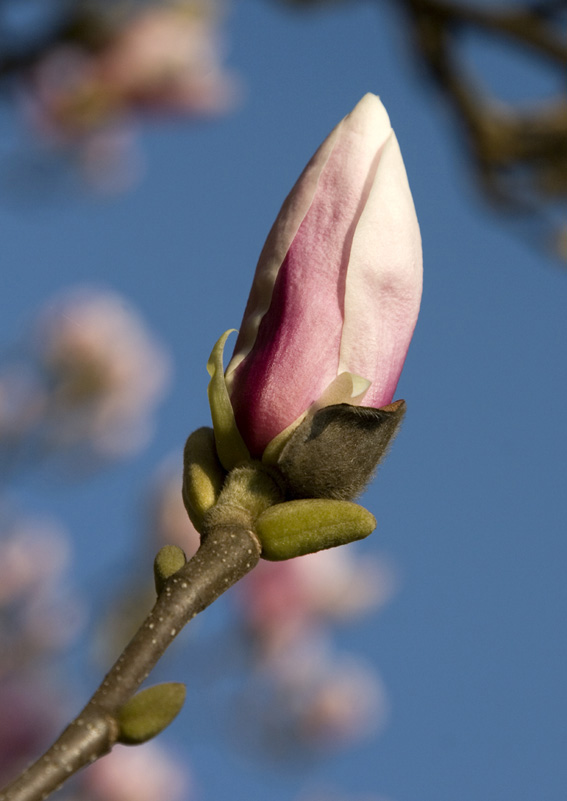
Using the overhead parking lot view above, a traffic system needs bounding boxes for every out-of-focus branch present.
[0,4,112,79]
[286,0,566,254]
[0,0,239,192]
[397,0,567,252]
[402,0,567,63]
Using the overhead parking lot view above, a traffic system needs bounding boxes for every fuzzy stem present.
[0,524,262,801]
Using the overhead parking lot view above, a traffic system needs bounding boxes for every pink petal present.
[227,95,393,455]
[339,132,422,408]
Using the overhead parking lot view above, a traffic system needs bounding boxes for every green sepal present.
[182,427,226,532]
[117,683,186,745]
[154,545,187,594]
[256,499,376,561]
[207,330,250,471]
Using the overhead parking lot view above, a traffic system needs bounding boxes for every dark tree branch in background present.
[398,0,567,242]
[289,0,566,253]
[404,0,566,63]
[1,0,565,251]
[0,1,129,80]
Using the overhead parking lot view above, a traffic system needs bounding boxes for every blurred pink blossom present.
[77,125,144,194]
[0,679,60,785]
[297,657,386,745]
[34,288,170,458]
[21,3,238,161]
[248,636,387,751]
[22,46,110,144]
[238,547,397,653]
[0,517,69,606]
[81,742,189,801]
[97,4,238,116]
[0,515,84,664]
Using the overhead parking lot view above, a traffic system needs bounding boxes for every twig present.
[396,0,567,245]
[401,0,567,63]
[0,524,262,801]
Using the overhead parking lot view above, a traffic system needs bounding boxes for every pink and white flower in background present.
[81,741,189,801]
[238,548,397,653]
[225,93,422,457]
[0,680,61,786]
[0,516,82,786]
[19,2,238,189]
[24,2,237,141]
[0,515,84,662]
[97,3,238,116]
[242,635,388,752]
[34,288,170,457]
[0,518,69,608]
[296,656,387,746]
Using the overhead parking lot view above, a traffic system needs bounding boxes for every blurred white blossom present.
[237,634,387,755]
[0,516,69,606]
[80,741,189,801]
[0,514,84,668]
[238,547,397,654]
[272,638,388,747]
[297,657,387,746]
[19,1,239,189]
[0,679,60,786]
[34,287,170,458]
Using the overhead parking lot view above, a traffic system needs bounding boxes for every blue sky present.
[1,2,566,800]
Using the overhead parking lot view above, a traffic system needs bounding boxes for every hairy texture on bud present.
[276,401,406,500]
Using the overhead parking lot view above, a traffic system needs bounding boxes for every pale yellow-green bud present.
[182,427,226,532]
[154,545,187,594]
[255,498,376,561]
[116,683,186,745]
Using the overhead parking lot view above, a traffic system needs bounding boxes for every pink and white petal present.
[229,117,388,451]
[225,127,340,384]
[339,132,422,408]
[226,95,392,383]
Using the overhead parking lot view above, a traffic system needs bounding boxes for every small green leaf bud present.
[117,683,186,745]
[154,545,187,594]
[182,427,226,531]
[256,498,376,561]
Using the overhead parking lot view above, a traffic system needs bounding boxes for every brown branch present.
[401,0,567,63]
[0,3,123,80]
[0,524,262,801]
[396,0,567,234]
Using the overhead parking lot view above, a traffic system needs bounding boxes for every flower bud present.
[224,93,422,464]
